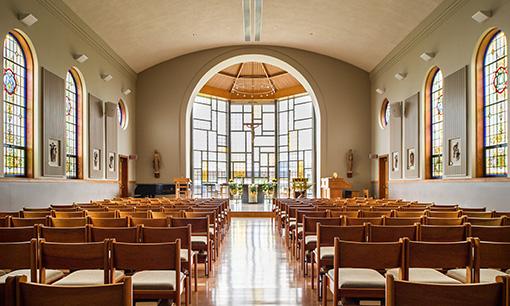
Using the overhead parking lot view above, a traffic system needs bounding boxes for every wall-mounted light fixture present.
[19,13,38,26]
[101,74,113,82]
[472,10,491,23]
[376,88,385,95]
[74,54,88,63]
[394,73,407,81]
[420,52,435,62]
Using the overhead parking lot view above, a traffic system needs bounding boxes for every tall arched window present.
[477,29,508,177]
[3,31,33,177]
[425,67,444,178]
[380,99,390,129]
[65,70,79,178]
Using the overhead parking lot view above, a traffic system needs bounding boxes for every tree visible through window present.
[483,31,508,176]
[3,33,27,176]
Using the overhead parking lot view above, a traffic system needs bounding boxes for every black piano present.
[134,184,175,198]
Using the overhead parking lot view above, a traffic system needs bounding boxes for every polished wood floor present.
[138,217,316,306]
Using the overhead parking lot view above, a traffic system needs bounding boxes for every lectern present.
[320,177,352,199]
[174,177,192,199]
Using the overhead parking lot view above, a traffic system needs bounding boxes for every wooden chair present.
[0,226,37,242]
[429,204,459,211]
[38,240,119,285]
[130,217,168,227]
[418,224,468,242]
[329,210,360,218]
[323,238,403,306]
[0,216,11,227]
[470,225,510,242]
[0,212,20,218]
[22,208,50,212]
[89,226,140,243]
[390,239,475,284]
[51,211,85,218]
[494,211,510,218]
[19,211,50,218]
[470,240,510,283]
[10,274,132,306]
[184,210,220,257]
[384,217,422,226]
[368,224,418,242]
[151,211,184,218]
[50,204,77,211]
[313,225,366,299]
[462,211,494,218]
[49,217,87,228]
[385,274,509,306]
[427,211,462,218]
[423,216,465,226]
[141,225,196,293]
[294,210,329,259]
[111,241,188,306]
[460,207,487,212]
[169,217,212,276]
[345,217,384,226]
[39,226,88,242]
[85,211,117,218]
[89,217,130,227]
[117,211,149,219]
[466,217,505,226]
[394,211,425,218]
[361,210,394,218]
[11,217,48,227]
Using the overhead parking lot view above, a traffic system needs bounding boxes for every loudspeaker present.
[390,102,402,118]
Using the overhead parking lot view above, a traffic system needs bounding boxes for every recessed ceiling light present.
[472,10,491,23]
[18,13,38,26]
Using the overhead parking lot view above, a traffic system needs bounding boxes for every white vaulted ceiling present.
[62,0,444,73]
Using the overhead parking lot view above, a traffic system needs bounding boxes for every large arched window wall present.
[425,67,444,179]
[2,30,34,177]
[476,29,508,177]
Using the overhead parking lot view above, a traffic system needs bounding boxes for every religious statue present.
[346,149,354,178]
[153,150,161,178]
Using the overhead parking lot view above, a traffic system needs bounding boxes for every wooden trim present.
[389,177,510,184]
[475,28,501,178]
[9,30,34,178]
[199,84,306,101]
[0,177,118,184]
[424,66,440,179]
[69,68,84,179]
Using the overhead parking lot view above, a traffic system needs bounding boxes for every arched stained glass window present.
[430,69,444,178]
[118,100,127,129]
[380,99,390,128]
[65,71,78,178]
[3,33,27,176]
[483,31,508,176]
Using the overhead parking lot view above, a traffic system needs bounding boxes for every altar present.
[240,184,265,204]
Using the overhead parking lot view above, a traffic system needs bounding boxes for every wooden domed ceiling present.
[200,62,306,100]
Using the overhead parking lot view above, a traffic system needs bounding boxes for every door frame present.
[378,155,389,199]
[118,155,129,197]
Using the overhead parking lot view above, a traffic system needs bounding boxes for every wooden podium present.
[174,178,192,199]
[320,177,352,199]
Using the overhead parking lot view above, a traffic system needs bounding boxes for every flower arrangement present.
[261,178,278,198]
[229,179,241,197]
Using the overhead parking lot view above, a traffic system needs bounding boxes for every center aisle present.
[193,218,320,306]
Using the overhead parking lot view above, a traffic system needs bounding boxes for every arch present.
[475,28,508,177]
[424,66,443,179]
[65,67,84,178]
[2,29,34,177]
[379,98,390,129]
[182,52,323,195]
[118,99,128,130]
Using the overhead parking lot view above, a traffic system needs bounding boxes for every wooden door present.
[119,156,129,197]
[378,156,389,199]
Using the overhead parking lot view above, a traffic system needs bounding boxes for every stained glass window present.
[65,71,78,178]
[431,69,444,178]
[118,100,127,129]
[483,31,508,176]
[3,33,27,176]
[380,99,390,128]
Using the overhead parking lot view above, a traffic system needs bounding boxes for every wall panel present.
[105,102,118,179]
[390,101,403,179]
[88,94,104,179]
[404,93,420,178]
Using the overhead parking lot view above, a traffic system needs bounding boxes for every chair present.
[11,218,48,227]
[387,239,475,284]
[38,240,120,285]
[49,217,87,228]
[424,217,465,226]
[89,217,130,227]
[460,207,487,212]
[169,217,212,276]
[39,226,88,242]
[313,225,366,298]
[0,226,37,242]
[466,217,505,226]
[385,274,509,306]
[117,211,148,219]
[111,241,188,306]
[51,211,85,218]
[89,226,140,243]
[20,211,51,218]
[361,211,394,218]
[0,216,11,227]
[462,211,493,218]
[151,211,183,218]
[472,240,510,283]
[329,210,360,218]
[394,211,425,218]
[50,204,77,211]
[368,224,418,242]
[427,211,462,218]
[130,217,168,227]
[384,217,422,226]
[418,224,468,242]
[85,211,117,218]
[10,274,132,306]
[323,238,404,306]
[345,217,384,226]
[141,225,196,293]
[470,225,510,242]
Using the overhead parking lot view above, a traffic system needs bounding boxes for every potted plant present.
[228,179,239,199]
[248,184,258,203]
[262,178,277,200]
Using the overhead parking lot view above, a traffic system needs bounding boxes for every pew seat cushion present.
[447,268,508,283]
[0,269,64,284]
[328,268,385,288]
[132,270,186,290]
[387,268,460,284]
[53,270,123,286]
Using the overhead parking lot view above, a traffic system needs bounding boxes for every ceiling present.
[62,0,445,73]
[200,61,305,100]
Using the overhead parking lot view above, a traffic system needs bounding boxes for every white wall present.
[136,46,371,193]
[0,0,137,210]
[370,0,510,209]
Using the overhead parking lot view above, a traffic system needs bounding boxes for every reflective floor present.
[190,218,320,306]
[229,201,273,212]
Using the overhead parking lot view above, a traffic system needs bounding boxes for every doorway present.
[119,156,129,197]
[378,156,389,199]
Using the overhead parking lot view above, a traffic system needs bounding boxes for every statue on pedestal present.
[153,150,161,178]
[346,149,354,178]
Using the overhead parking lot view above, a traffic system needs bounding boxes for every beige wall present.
[0,0,137,209]
[370,0,510,209]
[136,46,371,193]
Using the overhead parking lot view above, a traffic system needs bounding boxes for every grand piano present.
[134,183,175,198]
